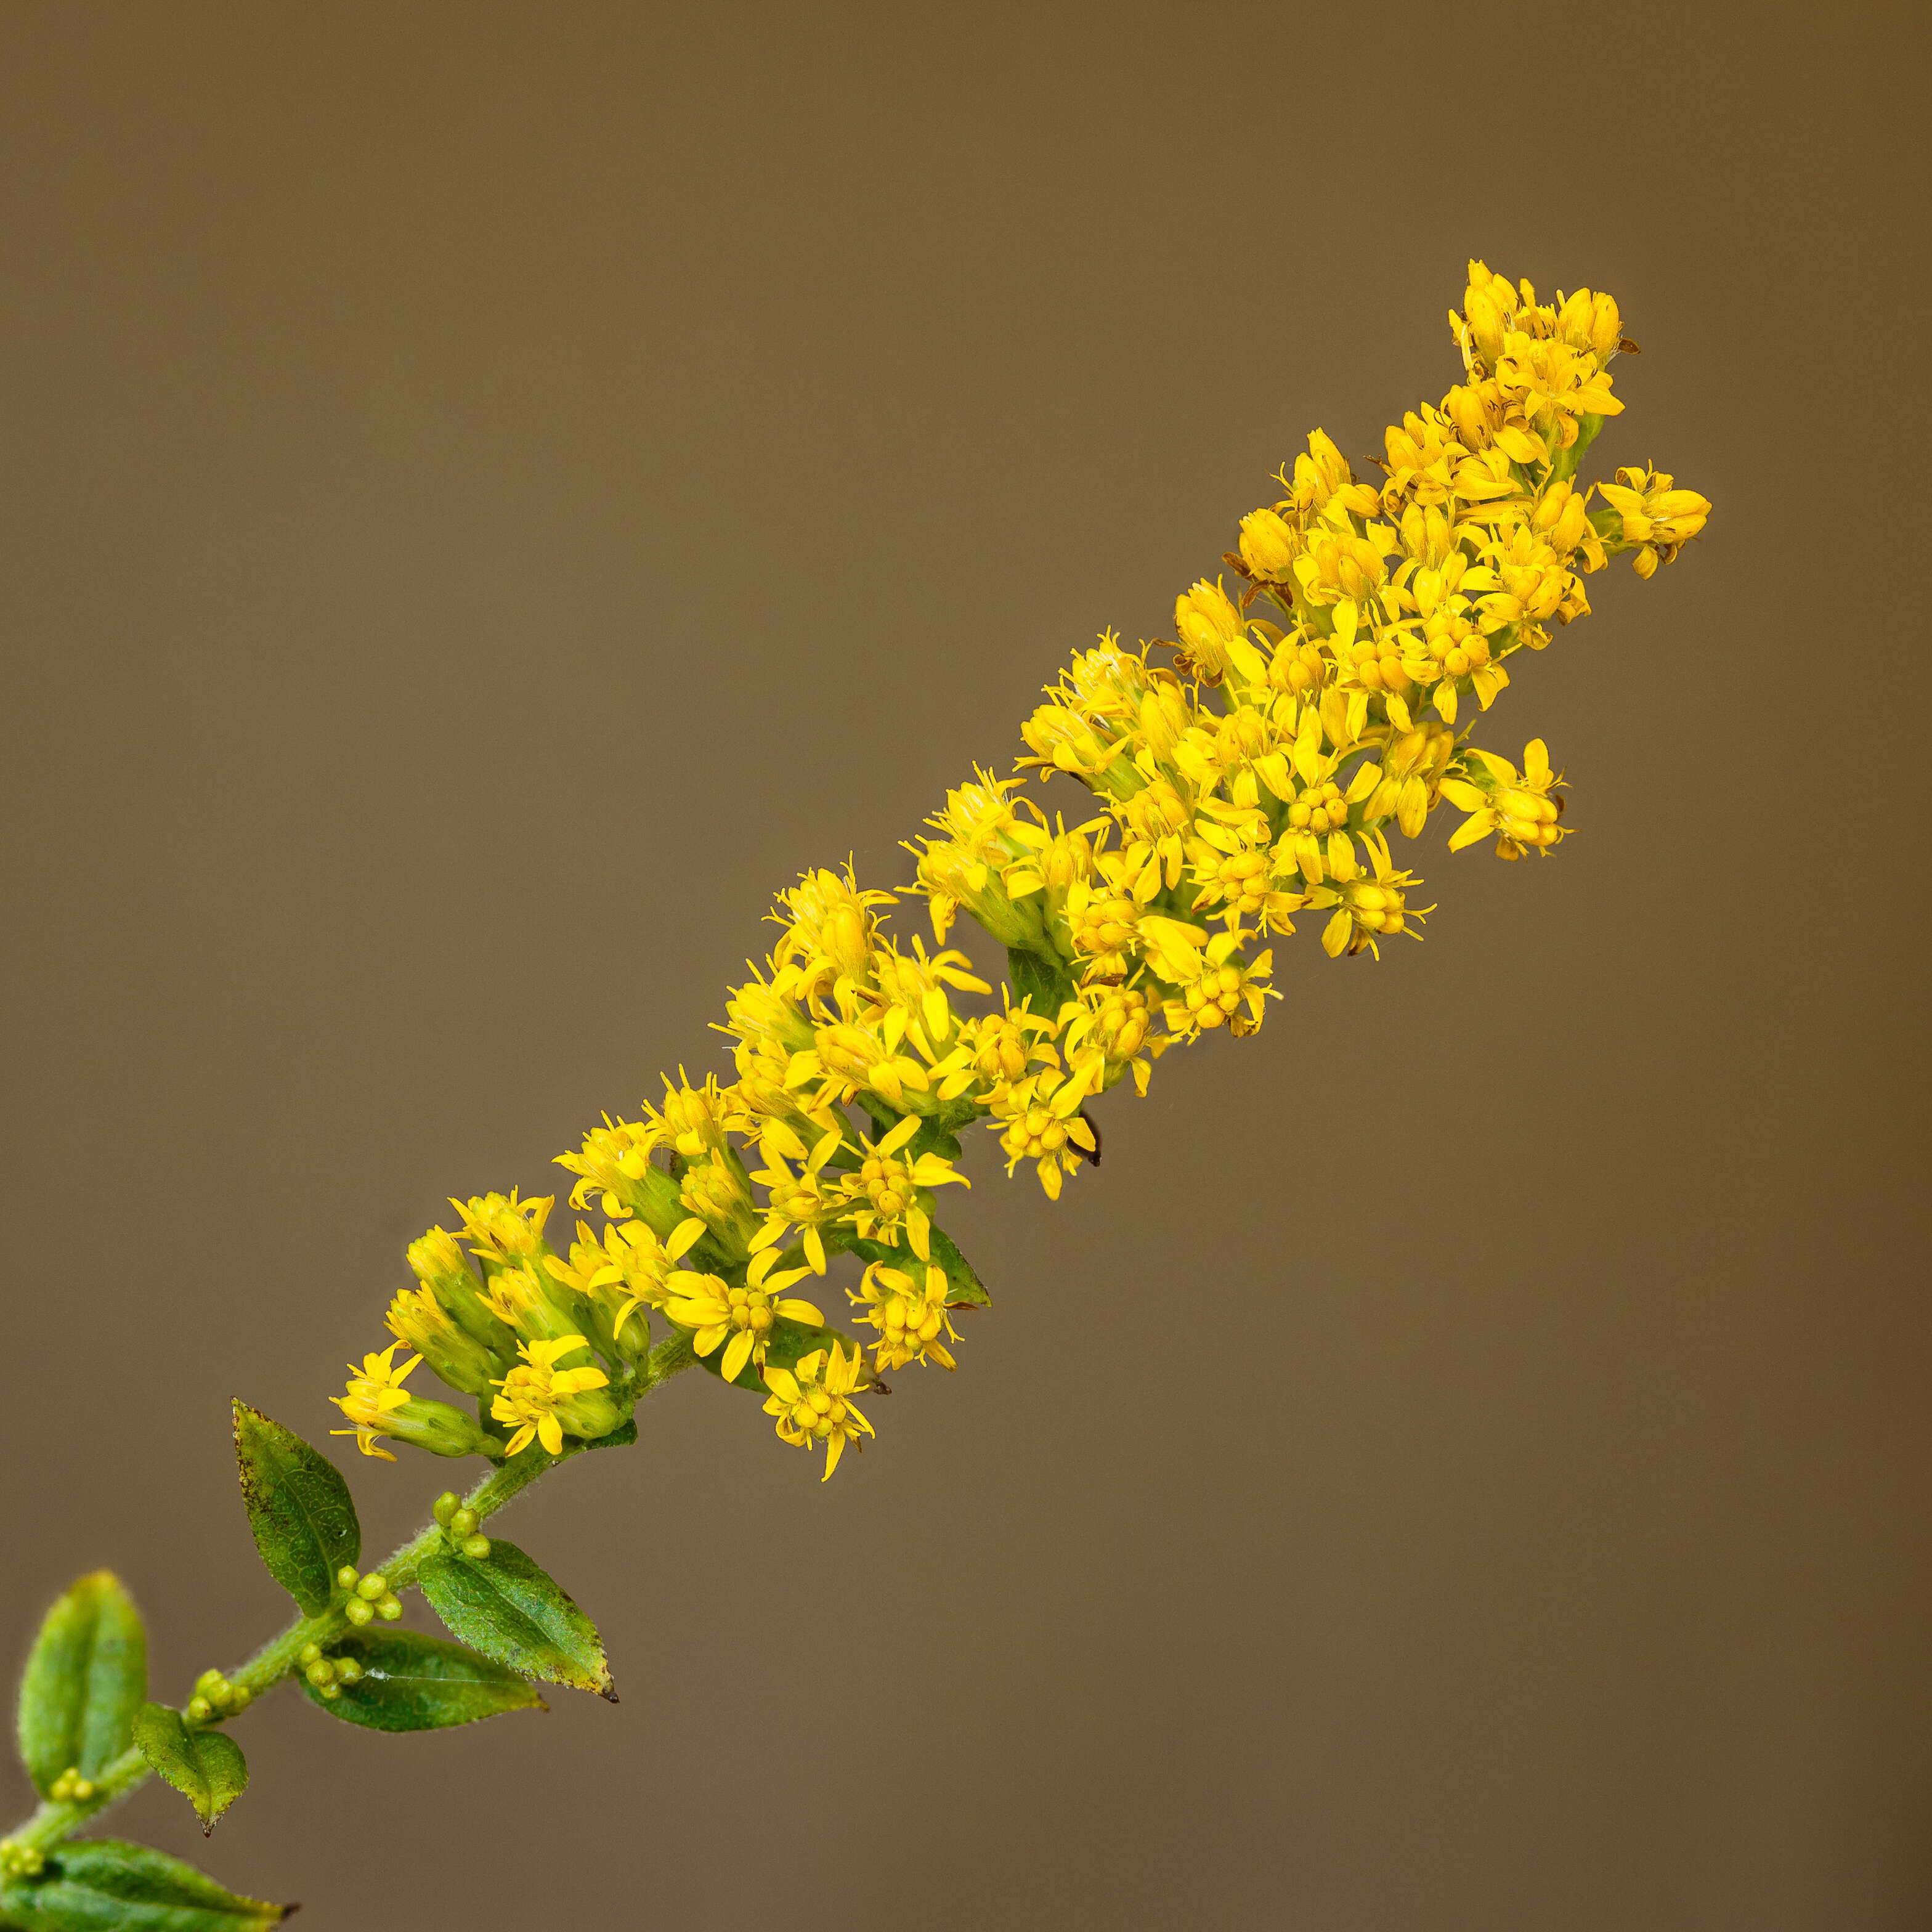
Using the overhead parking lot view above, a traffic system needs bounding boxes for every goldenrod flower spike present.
[331,263,1706,1482]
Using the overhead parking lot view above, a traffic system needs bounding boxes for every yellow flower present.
[1188,804,1302,932]
[639,1073,734,1164]
[1236,507,1300,582]
[452,1189,552,1262]
[331,1345,420,1460]
[835,1111,967,1260]
[664,1267,824,1386]
[769,864,895,1012]
[1307,832,1430,958]
[1172,579,1267,688]
[667,1148,760,1262]
[490,1336,616,1458]
[556,1114,659,1218]
[1156,931,1277,1039]
[545,1218,673,1355]
[1062,982,1164,1097]
[931,999,1061,1103]
[1594,466,1711,576]
[761,1342,874,1479]
[1440,739,1567,859]
[986,1064,1098,1199]
[1358,724,1457,840]
[850,1260,959,1372]
[333,1345,497,1460]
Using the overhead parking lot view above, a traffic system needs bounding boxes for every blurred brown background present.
[2,3,1926,1926]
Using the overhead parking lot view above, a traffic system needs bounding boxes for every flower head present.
[333,1344,498,1460]
[490,1337,617,1458]
[761,1342,875,1479]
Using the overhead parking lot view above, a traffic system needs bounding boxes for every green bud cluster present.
[334,1566,403,1626]
[46,1764,96,1803]
[184,1668,251,1726]
[434,1493,489,1556]
[0,1839,44,1880]
[297,1642,366,1701]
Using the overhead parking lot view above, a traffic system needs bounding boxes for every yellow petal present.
[666,1217,706,1260]
[720,1329,755,1384]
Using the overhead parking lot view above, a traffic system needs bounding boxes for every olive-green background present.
[2,4,1925,1926]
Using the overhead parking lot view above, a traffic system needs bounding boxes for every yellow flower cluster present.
[333,263,1708,1478]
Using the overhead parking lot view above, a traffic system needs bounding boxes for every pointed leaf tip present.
[134,1703,248,1833]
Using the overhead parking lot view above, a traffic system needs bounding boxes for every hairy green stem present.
[6,1354,696,1858]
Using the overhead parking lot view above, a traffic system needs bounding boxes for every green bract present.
[232,1402,360,1616]
[1005,945,1076,1024]
[418,1539,612,1698]
[15,1573,147,1800]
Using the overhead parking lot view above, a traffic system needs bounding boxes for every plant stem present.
[3,1373,683,1860]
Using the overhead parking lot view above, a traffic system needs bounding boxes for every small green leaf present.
[301,1628,543,1732]
[232,1401,360,1616]
[925,1224,991,1308]
[16,1572,147,1798]
[132,1704,248,1835]
[419,1540,612,1698]
[1005,946,1076,1022]
[0,1838,292,1930]
[849,1227,990,1309]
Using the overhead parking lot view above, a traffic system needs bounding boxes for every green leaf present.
[0,1839,292,1930]
[131,1704,248,1835]
[925,1224,991,1308]
[232,1401,360,1617]
[419,1540,612,1699]
[1005,946,1076,1021]
[849,1227,990,1310]
[301,1628,544,1732]
[16,1572,147,1798]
